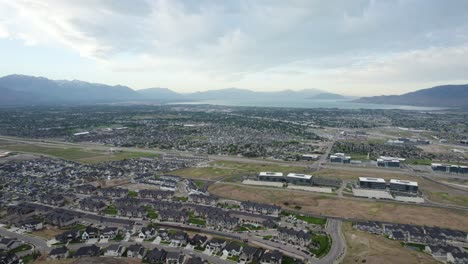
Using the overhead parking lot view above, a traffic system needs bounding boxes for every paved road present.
[0,228,49,253]
[318,219,346,264]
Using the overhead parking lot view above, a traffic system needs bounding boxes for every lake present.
[169,99,445,110]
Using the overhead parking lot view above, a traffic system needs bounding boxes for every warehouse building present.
[330,153,351,164]
[258,172,284,182]
[359,177,386,190]
[389,179,418,193]
[286,173,312,185]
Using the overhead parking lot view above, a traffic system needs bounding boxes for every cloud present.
[1,0,468,93]
[0,23,9,38]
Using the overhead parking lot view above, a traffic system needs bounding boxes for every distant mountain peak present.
[355,84,468,108]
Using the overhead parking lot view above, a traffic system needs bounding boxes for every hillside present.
[0,74,349,106]
[355,84,468,108]
[0,74,141,105]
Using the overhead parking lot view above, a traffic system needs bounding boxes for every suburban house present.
[166,251,185,264]
[104,244,126,257]
[100,227,119,240]
[146,248,167,264]
[81,226,100,240]
[222,242,243,257]
[206,238,227,254]
[189,234,208,248]
[127,244,146,259]
[48,246,69,260]
[260,250,283,264]
[73,245,101,258]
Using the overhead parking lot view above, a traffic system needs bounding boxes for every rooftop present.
[286,173,312,179]
[359,177,386,183]
[259,172,283,177]
[390,179,418,187]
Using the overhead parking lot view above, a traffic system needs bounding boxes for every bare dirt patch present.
[32,226,63,240]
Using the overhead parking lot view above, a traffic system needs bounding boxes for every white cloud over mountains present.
[1,0,468,95]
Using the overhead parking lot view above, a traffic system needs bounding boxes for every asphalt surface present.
[318,219,346,264]
[0,228,49,253]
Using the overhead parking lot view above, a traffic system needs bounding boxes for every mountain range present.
[0,74,346,106]
[354,84,468,108]
[1,74,466,108]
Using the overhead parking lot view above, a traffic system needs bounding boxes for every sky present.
[1,0,468,96]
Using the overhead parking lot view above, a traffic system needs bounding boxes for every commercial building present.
[330,153,351,164]
[258,172,284,182]
[359,177,386,190]
[432,163,468,174]
[286,173,312,185]
[258,172,312,185]
[377,156,405,168]
[389,179,418,193]
[301,154,320,161]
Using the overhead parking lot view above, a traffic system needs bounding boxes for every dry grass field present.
[0,139,159,164]
[171,160,309,180]
[208,183,468,231]
[342,222,437,264]
[31,226,63,240]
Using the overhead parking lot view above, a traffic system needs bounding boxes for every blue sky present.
[1,0,468,96]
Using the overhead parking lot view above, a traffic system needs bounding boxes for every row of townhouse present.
[277,227,312,247]
[240,201,281,216]
[38,193,66,207]
[99,187,129,198]
[79,198,107,212]
[188,194,218,206]
[139,189,174,200]
[354,221,467,244]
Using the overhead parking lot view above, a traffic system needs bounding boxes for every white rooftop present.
[259,172,283,177]
[359,177,386,183]
[390,179,418,187]
[379,156,405,161]
[286,173,312,179]
[73,131,90,136]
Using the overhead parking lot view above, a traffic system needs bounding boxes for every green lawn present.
[189,218,206,226]
[401,242,426,251]
[128,190,138,197]
[104,205,118,215]
[310,234,331,258]
[227,256,239,262]
[9,244,32,253]
[406,159,432,165]
[145,206,158,219]
[281,212,327,225]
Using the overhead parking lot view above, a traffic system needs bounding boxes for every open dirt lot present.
[31,226,63,240]
[342,222,437,264]
[208,183,468,231]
